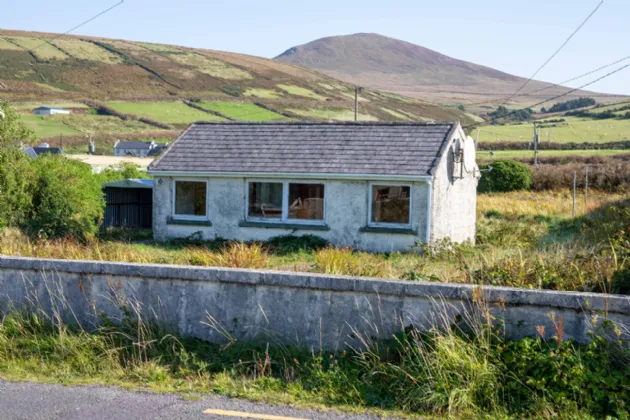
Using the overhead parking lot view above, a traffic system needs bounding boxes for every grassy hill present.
[0,29,475,133]
[275,33,625,110]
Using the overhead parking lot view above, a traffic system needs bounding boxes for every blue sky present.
[2,0,629,95]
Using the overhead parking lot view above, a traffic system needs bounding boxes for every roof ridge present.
[189,121,456,126]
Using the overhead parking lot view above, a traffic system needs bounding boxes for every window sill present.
[167,217,212,227]
[239,220,330,231]
[359,226,417,235]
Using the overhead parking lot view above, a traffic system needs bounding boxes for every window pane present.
[371,185,410,224]
[175,181,206,216]
[288,183,324,220]
[248,182,283,219]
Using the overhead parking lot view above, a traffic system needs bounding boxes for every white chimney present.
[38,143,49,148]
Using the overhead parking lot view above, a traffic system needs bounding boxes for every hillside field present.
[477,116,630,144]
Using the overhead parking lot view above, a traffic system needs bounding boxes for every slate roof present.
[149,122,459,177]
[115,141,153,150]
[102,179,154,189]
[32,147,65,156]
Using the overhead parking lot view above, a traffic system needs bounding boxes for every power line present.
[469,54,630,107]
[31,0,124,51]
[465,61,630,129]
[498,0,605,107]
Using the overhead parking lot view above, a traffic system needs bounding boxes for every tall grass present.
[0,281,627,419]
[1,191,629,294]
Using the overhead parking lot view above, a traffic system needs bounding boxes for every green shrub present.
[0,147,35,229]
[611,269,630,295]
[25,156,104,240]
[478,160,532,193]
[222,85,243,97]
[97,162,150,184]
[265,234,329,255]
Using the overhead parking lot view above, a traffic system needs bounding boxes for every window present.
[174,181,207,217]
[289,183,324,220]
[248,182,283,219]
[370,185,411,225]
[246,181,325,223]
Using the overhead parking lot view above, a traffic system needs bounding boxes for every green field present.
[55,115,160,134]
[14,101,88,110]
[20,114,82,138]
[478,116,630,144]
[277,84,327,101]
[106,101,224,125]
[199,102,285,121]
[480,149,630,161]
[243,88,282,99]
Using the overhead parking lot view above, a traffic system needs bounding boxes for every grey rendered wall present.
[1,256,628,350]
[430,125,478,243]
[153,177,429,253]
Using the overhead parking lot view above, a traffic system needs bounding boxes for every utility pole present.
[475,129,481,149]
[548,126,551,145]
[533,122,540,165]
[572,171,577,218]
[354,86,362,122]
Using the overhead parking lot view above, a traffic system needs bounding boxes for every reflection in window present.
[248,182,283,219]
[371,185,410,224]
[175,181,207,216]
[288,183,324,220]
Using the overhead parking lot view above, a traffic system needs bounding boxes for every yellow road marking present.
[202,409,309,420]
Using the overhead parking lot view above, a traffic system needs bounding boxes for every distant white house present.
[33,106,70,115]
[114,140,168,157]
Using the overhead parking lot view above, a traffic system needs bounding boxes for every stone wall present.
[1,256,628,350]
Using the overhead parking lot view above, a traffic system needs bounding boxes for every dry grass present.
[51,39,123,64]
[477,190,626,218]
[7,37,68,60]
[277,84,327,101]
[168,52,252,80]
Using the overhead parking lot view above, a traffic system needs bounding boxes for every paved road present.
[0,379,405,420]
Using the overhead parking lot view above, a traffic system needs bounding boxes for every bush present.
[0,147,35,229]
[478,160,532,193]
[222,85,243,97]
[25,156,104,240]
[265,234,329,255]
[611,269,630,295]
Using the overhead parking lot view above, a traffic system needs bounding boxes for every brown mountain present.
[275,33,623,109]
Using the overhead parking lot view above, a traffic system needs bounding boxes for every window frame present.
[171,178,209,221]
[367,182,413,228]
[245,179,326,226]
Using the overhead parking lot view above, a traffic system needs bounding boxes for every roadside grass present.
[243,88,283,99]
[50,39,123,64]
[0,286,627,419]
[198,102,285,121]
[288,108,378,121]
[1,191,629,294]
[7,36,68,61]
[277,84,327,101]
[20,114,82,138]
[478,117,630,144]
[167,52,252,80]
[106,101,224,125]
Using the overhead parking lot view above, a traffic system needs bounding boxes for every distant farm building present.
[102,179,154,229]
[23,143,65,158]
[33,106,70,115]
[114,140,168,157]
